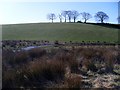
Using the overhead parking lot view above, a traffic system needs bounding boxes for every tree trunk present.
[65,18,66,22]
[69,17,71,22]
[60,19,62,23]
[65,16,66,22]
[74,17,75,23]
[101,18,104,23]
[52,19,53,23]
[84,19,86,23]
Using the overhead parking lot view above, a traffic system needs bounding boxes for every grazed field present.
[2,23,118,42]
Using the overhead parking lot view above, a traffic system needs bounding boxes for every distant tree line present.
[47,10,111,23]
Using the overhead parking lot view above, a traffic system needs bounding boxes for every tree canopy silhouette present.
[58,13,63,23]
[72,10,79,23]
[47,13,56,23]
[94,11,109,23]
[66,10,73,22]
[62,11,68,22]
[81,12,92,23]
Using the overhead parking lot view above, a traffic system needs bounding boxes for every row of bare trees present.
[47,11,109,23]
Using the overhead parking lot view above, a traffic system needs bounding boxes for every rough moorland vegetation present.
[2,40,120,89]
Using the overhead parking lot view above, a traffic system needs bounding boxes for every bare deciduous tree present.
[58,13,63,23]
[72,10,79,23]
[81,12,92,23]
[47,13,56,23]
[94,11,109,23]
[62,11,68,23]
[67,10,73,22]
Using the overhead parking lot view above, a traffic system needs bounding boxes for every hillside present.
[2,23,119,42]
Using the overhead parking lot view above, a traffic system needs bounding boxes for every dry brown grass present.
[65,76,82,88]
[54,49,79,73]
[2,70,16,88]
[103,50,116,73]
[28,48,46,59]
[64,66,83,88]
[13,51,28,64]
[2,45,119,88]
[27,58,65,82]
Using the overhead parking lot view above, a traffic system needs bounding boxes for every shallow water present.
[21,45,52,51]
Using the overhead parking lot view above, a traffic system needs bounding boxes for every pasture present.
[2,23,119,43]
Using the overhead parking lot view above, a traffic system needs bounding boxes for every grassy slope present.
[2,23,119,42]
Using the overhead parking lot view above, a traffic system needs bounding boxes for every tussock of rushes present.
[54,50,79,73]
[2,50,28,65]
[3,46,120,88]
[3,70,16,88]
[65,76,82,88]
[64,66,82,88]
[104,50,116,73]
[80,48,96,59]
[28,48,46,59]
[2,50,14,62]
[27,59,65,81]
[9,51,28,65]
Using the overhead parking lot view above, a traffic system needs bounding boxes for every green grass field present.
[2,23,119,42]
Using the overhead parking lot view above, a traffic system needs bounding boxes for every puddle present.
[21,45,53,51]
